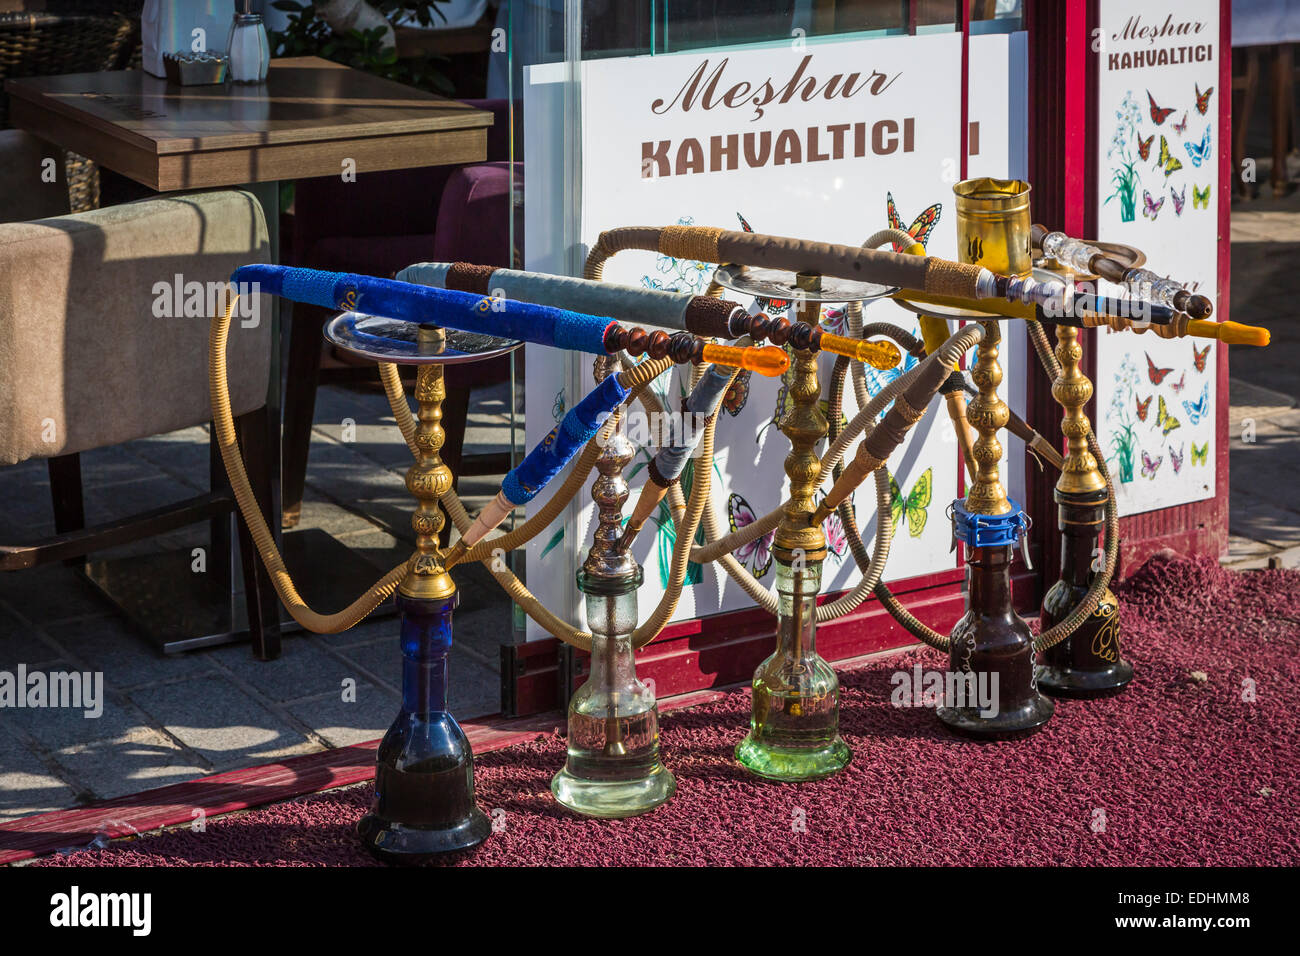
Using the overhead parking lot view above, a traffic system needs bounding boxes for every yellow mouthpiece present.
[818,332,903,370]
[1188,319,1270,347]
[701,343,791,377]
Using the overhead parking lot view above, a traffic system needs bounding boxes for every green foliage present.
[270,1,453,95]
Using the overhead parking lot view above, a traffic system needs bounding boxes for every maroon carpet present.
[33,554,1300,866]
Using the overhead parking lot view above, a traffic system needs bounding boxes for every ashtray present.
[163,52,229,86]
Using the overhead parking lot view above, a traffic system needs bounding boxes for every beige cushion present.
[0,190,272,465]
[0,130,71,224]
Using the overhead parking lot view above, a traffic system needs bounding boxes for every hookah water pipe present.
[1035,317,1133,697]
[211,269,783,853]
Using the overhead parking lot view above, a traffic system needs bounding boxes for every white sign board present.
[523,31,1026,639]
[1094,0,1219,515]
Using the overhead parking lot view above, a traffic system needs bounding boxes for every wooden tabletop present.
[5,57,493,191]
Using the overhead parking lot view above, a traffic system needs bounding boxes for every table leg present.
[1273,45,1294,196]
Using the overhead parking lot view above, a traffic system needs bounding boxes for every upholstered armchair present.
[0,129,281,658]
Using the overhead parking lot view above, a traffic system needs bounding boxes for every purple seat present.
[282,100,519,530]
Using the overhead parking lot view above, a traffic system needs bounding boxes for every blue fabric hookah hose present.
[231,264,615,354]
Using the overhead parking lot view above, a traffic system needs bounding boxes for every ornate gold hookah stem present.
[403,324,455,600]
[1053,324,1107,497]
[775,272,829,660]
[964,319,1012,516]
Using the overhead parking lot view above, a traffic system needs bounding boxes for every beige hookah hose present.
[210,293,408,633]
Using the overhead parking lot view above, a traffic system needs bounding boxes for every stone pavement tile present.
[0,742,79,823]
[453,605,514,667]
[50,727,208,801]
[334,637,399,692]
[127,426,212,477]
[313,422,415,473]
[85,475,205,525]
[313,384,398,425]
[128,674,318,770]
[0,614,64,669]
[1229,490,1300,549]
[0,564,114,623]
[314,615,393,650]
[210,635,361,704]
[1223,535,1277,565]
[293,496,379,537]
[0,668,151,752]
[285,681,400,748]
[73,443,157,488]
[43,613,215,689]
[1264,408,1300,432]
[301,439,409,503]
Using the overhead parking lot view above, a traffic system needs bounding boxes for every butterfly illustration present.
[1170,444,1185,474]
[1146,352,1173,385]
[552,389,566,423]
[820,306,850,336]
[1182,383,1209,425]
[1156,395,1182,437]
[1141,450,1163,479]
[823,505,851,558]
[1142,189,1165,220]
[1170,184,1186,216]
[1192,342,1210,372]
[727,492,774,579]
[722,369,751,416]
[1195,82,1214,115]
[889,467,933,539]
[1148,90,1176,125]
[1136,394,1153,421]
[1170,371,1186,394]
[1191,441,1208,466]
[863,347,921,405]
[1155,136,1184,178]
[1137,133,1154,161]
[1192,183,1211,209]
[1172,111,1189,135]
[736,213,790,315]
[1184,125,1212,167]
[886,191,942,251]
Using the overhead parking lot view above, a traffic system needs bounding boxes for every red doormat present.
[28,554,1300,866]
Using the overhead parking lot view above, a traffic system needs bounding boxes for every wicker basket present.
[0,11,140,213]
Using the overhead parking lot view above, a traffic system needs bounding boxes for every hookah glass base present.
[357,712,492,862]
[735,733,852,782]
[1035,659,1134,699]
[551,572,676,818]
[735,560,851,782]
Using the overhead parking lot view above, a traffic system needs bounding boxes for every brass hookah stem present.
[403,324,455,600]
[776,272,829,664]
[585,353,636,757]
[965,320,1012,515]
[1053,324,1107,497]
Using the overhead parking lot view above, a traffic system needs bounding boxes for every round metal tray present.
[712,263,897,304]
[324,313,522,365]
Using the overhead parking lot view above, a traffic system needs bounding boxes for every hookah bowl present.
[936,179,1053,738]
[330,318,518,861]
[552,359,674,816]
[1036,324,1133,698]
[735,273,850,781]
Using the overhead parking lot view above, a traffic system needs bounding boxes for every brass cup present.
[953,178,1033,278]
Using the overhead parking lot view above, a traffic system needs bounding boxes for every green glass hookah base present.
[550,762,677,818]
[734,734,852,782]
